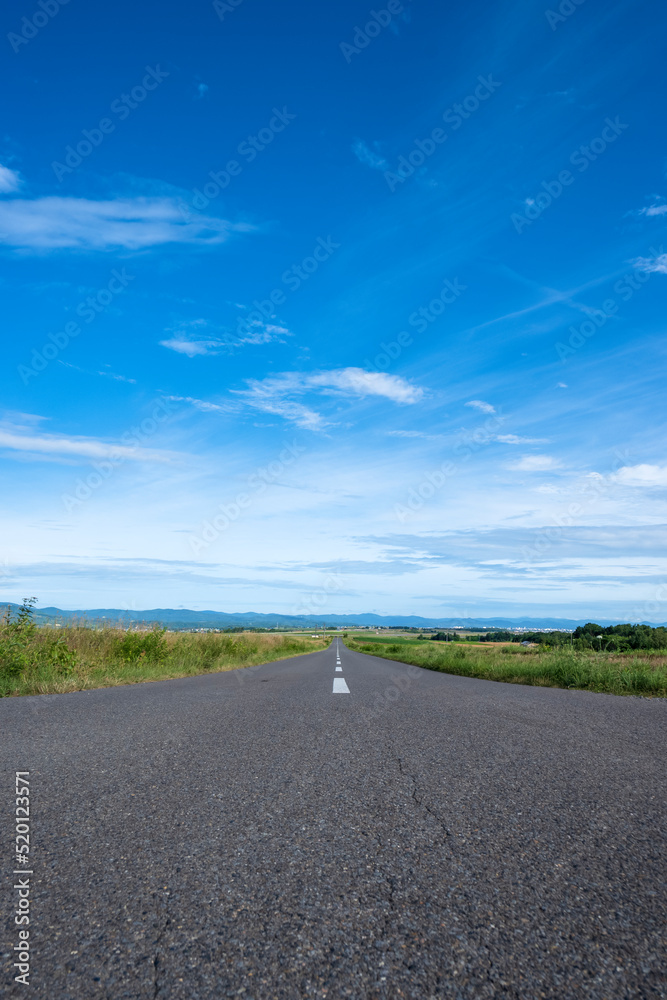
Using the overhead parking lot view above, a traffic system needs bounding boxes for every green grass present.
[347,634,425,646]
[0,625,329,698]
[346,640,667,696]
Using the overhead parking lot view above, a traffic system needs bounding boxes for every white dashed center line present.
[335,665,342,672]
[333,678,350,693]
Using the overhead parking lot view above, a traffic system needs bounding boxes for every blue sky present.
[1,0,666,620]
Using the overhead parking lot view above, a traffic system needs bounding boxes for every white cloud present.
[633,252,667,275]
[306,368,423,404]
[167,395,231,414]
[167,370,423,431]
[160,338,222,357]
[243,397,325,430]
[0,196,251,250]
[99,371,136,384]
[160,318,291,357]
[0,165,21,193]
[57,361,136,384]
[387,430,444,440]
[508,455,560,471]
[0,428,172,462]
[497,434,548,445]
[352,139,388,171]
[465,399,495,414]
[233,320,292,347]
[638,202,667,217]
[167,392,322,428]
[615,464,667,487]
[233,368,423,429]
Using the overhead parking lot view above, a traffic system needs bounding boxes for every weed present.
[0,623,328,698]
[346,639,667,697]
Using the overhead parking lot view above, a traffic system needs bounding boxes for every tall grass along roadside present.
[0,599,328,698]
[346,638,667,697]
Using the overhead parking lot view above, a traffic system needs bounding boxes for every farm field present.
[0,624,328,698]
[4,609,666,699]
[345,637,667,697]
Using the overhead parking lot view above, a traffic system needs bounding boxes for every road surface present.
[2,640,665,998]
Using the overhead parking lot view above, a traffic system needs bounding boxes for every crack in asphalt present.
[365,758,457,992]
[397,756,453,842]
[152,901,172,999]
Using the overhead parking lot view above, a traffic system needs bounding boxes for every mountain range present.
[3,605,663,630]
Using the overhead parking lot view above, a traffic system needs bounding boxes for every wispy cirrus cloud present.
[387,429,546,446]
[58,361,137,384]
[633,252,667,275]
[167,395,232,415]
[0,422,172,463]
[386,430,445,440]
[234,368,423,429]
[352,139,388,171]
[305,368,423,403]
[241,397,325,430]
[160,337,222,357]
[465,399,496,414]
[160,318,291,357]
[160,319,228,358]
[369,525,667,568]
[497,434,548,445]
[0,164,21,193]
[0,195,251,251]
[615,464,667,487]
[508,454,560,471]
[637,199,667,217]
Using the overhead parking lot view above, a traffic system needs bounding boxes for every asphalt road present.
[2,640,666,999]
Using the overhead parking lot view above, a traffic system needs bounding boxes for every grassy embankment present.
[0,620,329,698]
[345,638,667,696]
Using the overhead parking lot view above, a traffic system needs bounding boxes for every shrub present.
[0,598,38,678]
[0,643,31,678]
[37,635,79,674]
[114,627,167,663]
[0,601,79,679]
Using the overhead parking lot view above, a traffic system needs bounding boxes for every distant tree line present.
[415,623,667,651]
[571,623,667,650]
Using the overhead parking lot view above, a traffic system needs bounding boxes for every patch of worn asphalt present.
[1,642,665,998]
